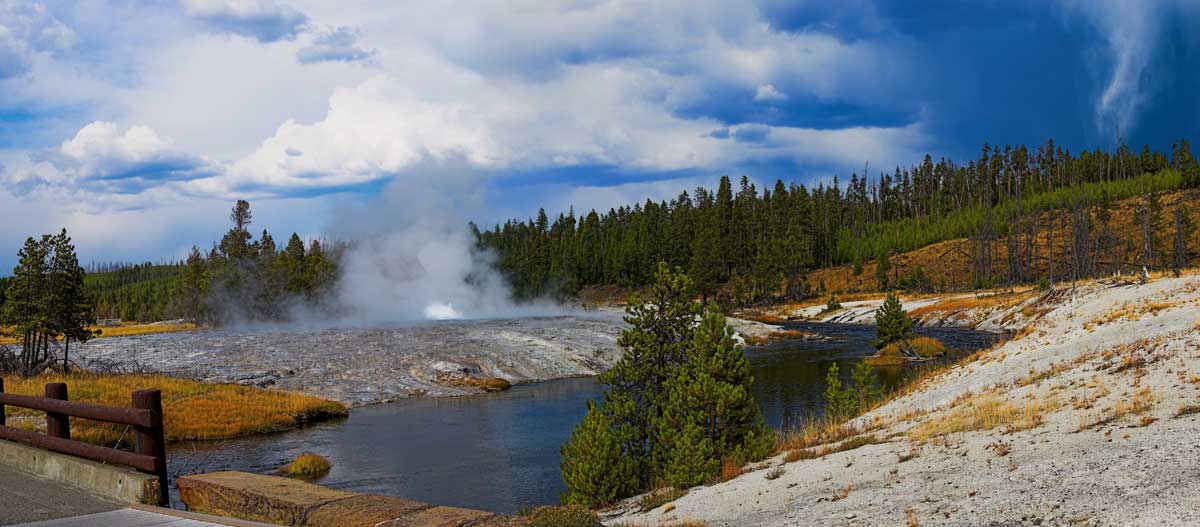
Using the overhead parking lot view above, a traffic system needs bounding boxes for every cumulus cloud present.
[0,1,74,78]
[8,121,215,197]
[181,0,308,42]
[754,83,787,102]
[296,26,374,64]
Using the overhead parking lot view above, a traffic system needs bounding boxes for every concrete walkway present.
[10,507,283,527]
[0,463,121,526]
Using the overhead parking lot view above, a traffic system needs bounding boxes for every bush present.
[524,505,602,527]
[281,453,330,479]
[824,295,842,312]
[560,401,637,507]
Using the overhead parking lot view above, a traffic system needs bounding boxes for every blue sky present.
[1,0,1199,269]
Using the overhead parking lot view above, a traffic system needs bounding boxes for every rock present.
[178,471,527,526]
[178,471,355,525]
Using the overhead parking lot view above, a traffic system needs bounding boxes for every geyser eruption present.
[325,163,562,324]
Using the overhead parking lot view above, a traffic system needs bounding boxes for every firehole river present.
[164,321,1000,512]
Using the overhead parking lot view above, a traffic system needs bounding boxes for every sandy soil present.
[611,275,1200,526]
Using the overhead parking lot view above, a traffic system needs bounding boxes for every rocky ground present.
[74,313,627,406]
[611,275,1200,526]
[72,306,790,406]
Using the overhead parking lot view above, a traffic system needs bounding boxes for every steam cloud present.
[322,162,565,325]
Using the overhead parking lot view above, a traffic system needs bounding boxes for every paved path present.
[10,508,279,527]
[0,464,120,525]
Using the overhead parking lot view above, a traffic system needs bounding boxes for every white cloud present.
[296,26,374,64]
[181,0,308,42]
[754,83,787,102]
[7,121,214,198]
[0,1,74,78]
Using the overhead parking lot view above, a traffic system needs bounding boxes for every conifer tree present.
[178,246,209,322]
[559,401,638,507]
[597,262,699,486]
[655,308,772,487]
[874,292,913,349]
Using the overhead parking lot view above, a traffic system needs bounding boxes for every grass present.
[523,505,601,527]
[907,394,1060,441]
[719,457,745,482]
[0,322,199,344]
[637,488,687,512]
[1,372,347,446]
[1174,403,1200,418]
[866,336,948,365]
[281,452,331,479]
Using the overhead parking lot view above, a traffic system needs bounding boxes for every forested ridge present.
[477,140,1200,304]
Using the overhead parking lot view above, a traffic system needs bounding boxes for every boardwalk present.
[12,508,279,527]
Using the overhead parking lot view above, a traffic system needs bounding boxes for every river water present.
[168,322,1000,513]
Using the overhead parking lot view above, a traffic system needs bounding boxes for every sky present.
[1,0,1199,270]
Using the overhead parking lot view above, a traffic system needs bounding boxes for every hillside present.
[804,187,1200,296]
[612,273,1200,526]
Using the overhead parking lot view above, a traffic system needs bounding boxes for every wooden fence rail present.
[0,378,169,506]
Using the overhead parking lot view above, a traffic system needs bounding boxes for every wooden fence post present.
[132,389,169,507]
[45,383,70,440]
[0,378,5,427]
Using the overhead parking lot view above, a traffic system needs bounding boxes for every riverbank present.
[611,274,1200,526]
[2,372,346,445]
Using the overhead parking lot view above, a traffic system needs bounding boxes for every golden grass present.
[1,372,347,446]
[281,452,331,478]
[719,457,745,482]
[0,322,200,344]
[907,394,1060,441]
[1173,403,1200,418]
[1077,386,1156,431]
[865,336,947,366]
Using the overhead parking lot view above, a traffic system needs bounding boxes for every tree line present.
[174,200,339,324]
[477,139,1200,304]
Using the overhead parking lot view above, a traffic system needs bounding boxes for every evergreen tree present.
[874,292,913,349]
[874,248,892,290]
[655,308,772,487]
[178,246,209,322]
[597,262,699,486]
[47,230,97,372]
[559,401,638,507]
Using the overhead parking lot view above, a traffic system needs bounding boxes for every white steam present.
[323,161,565,324]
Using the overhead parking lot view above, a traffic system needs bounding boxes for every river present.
[167,322,1001,513]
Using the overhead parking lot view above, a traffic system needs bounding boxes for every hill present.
[612,273,1200,526]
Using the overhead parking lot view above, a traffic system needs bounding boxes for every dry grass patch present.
[2,372,347,446]
[636,488,687,513]
[1173,403,1200,418]
[908,394,1059,441]
[719,458,745,482]
[281,452,330,479]
[0,322,200,345]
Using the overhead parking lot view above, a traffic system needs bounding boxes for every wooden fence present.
[0,378,169,506]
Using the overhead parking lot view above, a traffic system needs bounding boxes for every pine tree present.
[178,246,209,322]
[655,308,772,487]
[874,248,892,290]
[559,401,638,507]
[597,262,699,485]
[874,292,913,349]
[47,230,97,372]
